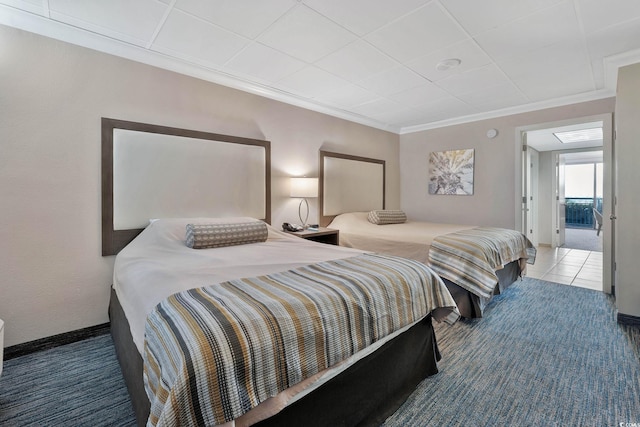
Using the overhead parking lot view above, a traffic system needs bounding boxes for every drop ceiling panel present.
[171,0,296,39]
[440,0,564,36]
[2,0,43,15]
[274,65,349,99]
[406,39,492,82]
[585,17,640,63]
[224,42,306,83]
[577,0,640,35]
[370,107,425,126]
[514,66,594,102]
[364,2,468,63]
[257,5,356,63]
[314,40,398,82]
[589,59,605,90]
[303,0,430,36]
[500,45,594,101]
[314,83,379,109]
[498,39,594,97]
[49,0,168,46]
[474,1,582,62]
[349,97,404,117]
[436,64,510,96]
[357,66,428,97]
[415,96,478,124]
[455,81,528,110]
[388,83,451,109]
[152,9,249,66]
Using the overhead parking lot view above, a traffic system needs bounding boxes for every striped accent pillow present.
[186,221,268,249]
[367,210,407,225]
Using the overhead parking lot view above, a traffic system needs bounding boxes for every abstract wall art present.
[428,149,474,195]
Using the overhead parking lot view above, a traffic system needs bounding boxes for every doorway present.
[516,114,613,294]
[560,151,603,252]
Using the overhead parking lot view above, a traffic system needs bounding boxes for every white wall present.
[0,25,400,347]
[399,98,615,229]
[614,62,640,319]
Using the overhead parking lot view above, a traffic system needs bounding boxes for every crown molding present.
[398,89,615,134]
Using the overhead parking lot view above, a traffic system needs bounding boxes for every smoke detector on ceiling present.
[436,58,462,71]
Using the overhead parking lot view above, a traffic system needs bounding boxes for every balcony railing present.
[566,197,602,228]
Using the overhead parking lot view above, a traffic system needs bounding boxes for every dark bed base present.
[109,288,440,427]
[444,260,521,318]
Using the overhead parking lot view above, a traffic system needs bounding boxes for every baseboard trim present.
[3,323,110,361]
[617,312,640,327]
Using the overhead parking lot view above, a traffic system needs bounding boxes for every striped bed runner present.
[143,253,458,426]
[428,226,536,299]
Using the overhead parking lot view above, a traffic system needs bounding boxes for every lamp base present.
[298,198,310,229]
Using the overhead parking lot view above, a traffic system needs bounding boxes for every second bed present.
[328,211,535,318]
[319,150,536,319]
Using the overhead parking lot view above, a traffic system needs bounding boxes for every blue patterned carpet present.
[0,278,638,426]
[383,278,640,427]
[0,334,135,426]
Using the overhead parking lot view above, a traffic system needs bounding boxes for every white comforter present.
[113,217,366,354]
[328,212,474,263]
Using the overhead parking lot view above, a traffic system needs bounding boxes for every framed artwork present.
[428,149,474,195]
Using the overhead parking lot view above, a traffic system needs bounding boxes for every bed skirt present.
[108,288,440,427]
[444,260,521,319]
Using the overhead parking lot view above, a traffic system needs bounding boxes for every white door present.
[603,118,615,294]
[528,149,540,247]
[521,137,529,237]
[555,153,566,247]
[523,145,540,246]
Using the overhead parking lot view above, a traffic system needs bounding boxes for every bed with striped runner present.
[428,226,536,299]
[143,253,458,427]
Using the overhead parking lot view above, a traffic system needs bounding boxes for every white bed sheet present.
[328,212,474,263]
[113,217,442,426]
[113,217,368,354]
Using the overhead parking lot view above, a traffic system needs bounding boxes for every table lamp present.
[290,177,318,229]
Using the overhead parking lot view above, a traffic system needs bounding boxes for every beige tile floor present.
[525,246,603,291]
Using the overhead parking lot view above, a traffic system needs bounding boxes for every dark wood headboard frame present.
[319,150,385,227]
[101,118,271,256]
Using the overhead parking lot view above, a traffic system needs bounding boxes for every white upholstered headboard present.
[319,150,385,227]
[102,118,271,255]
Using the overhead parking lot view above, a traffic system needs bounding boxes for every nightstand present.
[286,227,339,245]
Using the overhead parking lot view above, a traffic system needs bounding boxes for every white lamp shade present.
[290,177,318,198]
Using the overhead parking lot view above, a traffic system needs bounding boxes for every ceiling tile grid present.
[256,5,356,64]
[224,42,307,84]
[48,0,168,47]
[364,2,469,63]
[3,0,640,132]
[170,0,296,39]
[152,9,250,67]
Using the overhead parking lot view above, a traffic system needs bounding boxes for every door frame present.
[522,143,540,247]
[514,113,614,294]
